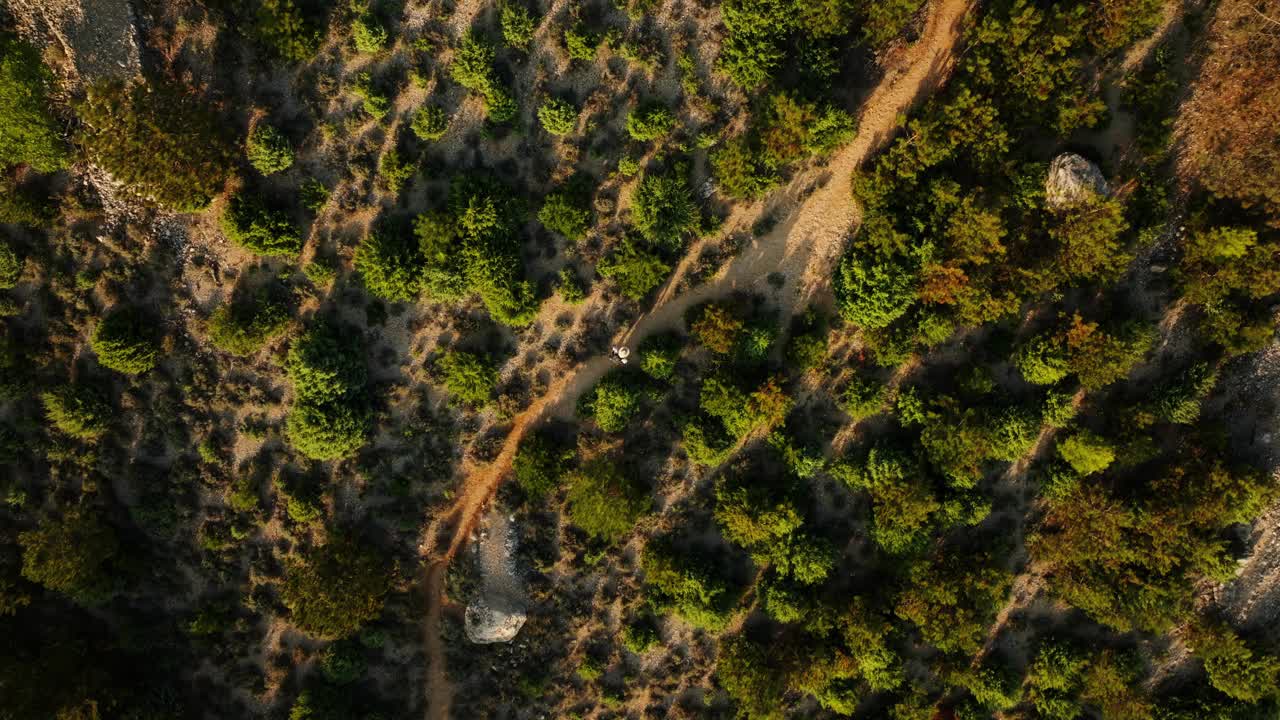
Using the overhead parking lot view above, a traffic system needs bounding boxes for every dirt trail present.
[420,0,971,715]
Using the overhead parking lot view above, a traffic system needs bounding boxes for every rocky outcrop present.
[8,0,141,81]
[1045,153,1109,210]
[463,509,527,644]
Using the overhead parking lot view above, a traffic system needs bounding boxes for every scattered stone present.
[463,509,528,644]
[1045,153,1109,210]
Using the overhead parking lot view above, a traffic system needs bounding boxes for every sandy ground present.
[418,0,975,715]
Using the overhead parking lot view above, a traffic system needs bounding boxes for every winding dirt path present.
[421,0,971,715]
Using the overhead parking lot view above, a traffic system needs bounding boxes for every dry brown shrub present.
[1179,0,1280,224]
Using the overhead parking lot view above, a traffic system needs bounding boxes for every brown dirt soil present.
[419,0,974,715]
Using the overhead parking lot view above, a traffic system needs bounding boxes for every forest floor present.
[419,0,974,715]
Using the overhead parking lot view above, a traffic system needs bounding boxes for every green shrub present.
[683,416,737,467]
[77,79,236,212]
[501,2,537,49]
[451,33,517,122]
[586,371,642,432]
[1015,333,1070,385]
[840,374,888,422]
[631,169,700,251]
[711,137,777,199]
[0,34,69,173]
[247,123,295,175]
[221,192,304,256]
[626,104,676,141]
[538,97,578,136]
[435,350,497,407]
[513,432,568,501]
[0,241,22,288]
[691,303,744,354]
[1026,641,1089,720]
[254,0,323,61]
[858,0,927,49]
[597,238,670,299]
[282,535,391,639]
[637,332,681,380]
[564,457,650,542]
[1042,389,1078,428]
[954,656,1022,711]
[319,640,367,684]
[284,320,370,460]
[833,250,917,330]
[351,74,391,119]
[207,290,291,356]
[557,266,586,302]
[700,374,792,440]
[19,509,118,606]
[986,405,1041,462]
[352,12,389,54]
[894,547,1012,655]
[563,24,599,61]
[717,636,787,718]
[411,105,449,141]
[0,176,55,226]
[41,384,111,440]
[643,542,739,629]
[622,616,660,653]
[303,256,337,285]
[92,307,160,374]
[1188,620,1280,703]
[301,178,332,212]
[355,222,424,301]
[1153,363,1217,424]
[538,187,591,240]
[1056,430,1115,476]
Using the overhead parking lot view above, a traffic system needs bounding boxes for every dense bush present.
[434,350,497,407]
[284,319,370,460]
[77,79,235,212]
[858,0,927,48]
[1188,619,1280,703]
[89,309,157,377]
[351,11,389,54]
[0,35,68,173]
[631,168,700,251]
[717,635,788,718]
[700,374,792,439]
[538,186,591,241]
[715,470,835,584]
[1177,226,1280,355]
[282,535,391,639]
[355,222,424,301]
[691,303,744,354]
[894,546,1012,654]
[563,23,599,61]
[19,509,118,606]
[584,371,642,432]
[1031,455,1277,632]
[500,2,537,49]
[597,238,670,299]
[564,457,650,542]
[636,332,681,380]
[221,192,303,256]
[207,289,291,356]
[840,373,888,421]
[642,542,739,629]
[247,123,294,175]
[832,446,941,554]
[1056,430,1115,476]
[41,384,111,440]
[513,432,568,501]
[411,178,539,324]
[319,640,367,685]
[626,104,676,141]
[254,0,323,61]
[451,34,517,122]
[411,105,450,141]
[537,98,578,136]
[711,138,777,200]
[0,241,20,288]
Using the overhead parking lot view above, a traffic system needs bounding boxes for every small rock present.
[1045,153,1109,210]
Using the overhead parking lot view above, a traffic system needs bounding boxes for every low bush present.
[0,34,68,173]
[597,239,670,299]
[637,333,681,380]
[501,2,537,49]
[254,0,323,61]
[284,319,370,460]
[411,105,449,141]
[1056,430,1115,476]
[1188,619,1280,703]
[282,535,391,639]
[563,24,599,61]
[538,187,591,241]
[631,168,700,251]
[221,192,304,256]
[19,509,118,606]
[585,371,642,432]
[352,11,389,54]
[643,542,739,629]
[434,350,498,407]
[513,432,569,501]
[207,289,291,356]
[77,79,236,212]
[626,104,676,141]
[451,33,518,122]
[0,241,22,288]
[564,457,650,542]
[537,97,579,136]
[355,222,424,301]
[42,384,111,440]
[247,123,294,175]
[92,307,160,374]
[841,373,888,421]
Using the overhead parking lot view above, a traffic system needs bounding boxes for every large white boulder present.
[464,599,527,644]
[1045,153,1109,210]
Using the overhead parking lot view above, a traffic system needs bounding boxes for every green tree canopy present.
[565,457,650,542]
[19,509,118,606]
[42,384,111,440]
[631,169,700,252]
[247,123,294,175]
